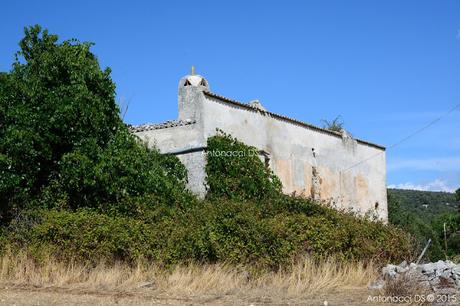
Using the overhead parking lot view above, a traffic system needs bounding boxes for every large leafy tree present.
[1,25,120,217]
[0,26,189,221]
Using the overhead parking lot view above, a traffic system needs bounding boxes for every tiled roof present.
[203,91,385,150]
[128,119,196,133]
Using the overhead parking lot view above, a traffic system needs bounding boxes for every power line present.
[342,102,460,173]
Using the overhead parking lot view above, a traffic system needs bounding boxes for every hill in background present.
[388,188,459,221]
[388,188,460,261]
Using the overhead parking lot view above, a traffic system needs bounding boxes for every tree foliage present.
[432,213,460,258]
[0,25,189,221]
[388,189,460,260]
[388,189,459,221]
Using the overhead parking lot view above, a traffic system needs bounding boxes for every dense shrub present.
[205,130,282,201]
[7,198,413,267]
[5,129,414,267]
[8,209,157,262]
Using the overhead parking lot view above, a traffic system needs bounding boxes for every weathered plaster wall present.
[135,123,202,153]
[199,93,387,221]
[176,150,207,198]
[134,123,207,197]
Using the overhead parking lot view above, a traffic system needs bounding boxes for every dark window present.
[264,156,270,168]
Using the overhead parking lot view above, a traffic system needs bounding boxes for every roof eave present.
[203,91,386,151]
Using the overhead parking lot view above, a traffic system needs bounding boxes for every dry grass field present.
[0,251,388,305]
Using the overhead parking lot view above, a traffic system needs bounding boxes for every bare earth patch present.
[0,286,380,305]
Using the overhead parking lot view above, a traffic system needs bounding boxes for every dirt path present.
[0,285,383,305]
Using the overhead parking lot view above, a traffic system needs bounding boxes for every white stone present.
[368,279,385,290]
[137,281,155,289]
[418,263,435,274]
[445,260,456,269]
[382,265,398,279]
[399,260,408,268]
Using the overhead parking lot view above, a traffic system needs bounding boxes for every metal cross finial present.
[191,65,195,75]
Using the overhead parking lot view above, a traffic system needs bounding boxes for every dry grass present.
[0,251,379,304]
[384,274,430,298]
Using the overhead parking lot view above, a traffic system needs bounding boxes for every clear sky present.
[1,0,459,192]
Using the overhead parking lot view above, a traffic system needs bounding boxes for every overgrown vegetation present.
[8,196,414,267]
[205,129,282,201]
[1,26,415,269]
[321,115,344,132]
[6,129,413,267]
[388,189,460,261]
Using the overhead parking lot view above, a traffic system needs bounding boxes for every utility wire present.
[342,102,460,173]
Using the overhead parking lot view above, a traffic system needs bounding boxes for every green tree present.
[432,213,460,258]
[456,188,460,202]
[52,128,189,209]
[388,193,443,260]
[0,25,189,220]
[1,25,121,219]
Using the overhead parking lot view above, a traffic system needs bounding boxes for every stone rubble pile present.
[372,260,460,292]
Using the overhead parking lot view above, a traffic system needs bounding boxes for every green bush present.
[7,197,413,268]
[8,209,157,263]
[205,130,282,201]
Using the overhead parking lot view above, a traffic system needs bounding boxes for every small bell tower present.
[178,66,210,121]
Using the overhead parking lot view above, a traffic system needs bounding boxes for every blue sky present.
[1,1,459,192]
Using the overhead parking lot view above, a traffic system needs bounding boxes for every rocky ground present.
[369,260,459,305]
[381,260,459,291]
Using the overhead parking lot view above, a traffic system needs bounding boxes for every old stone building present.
[130,70,388,221]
